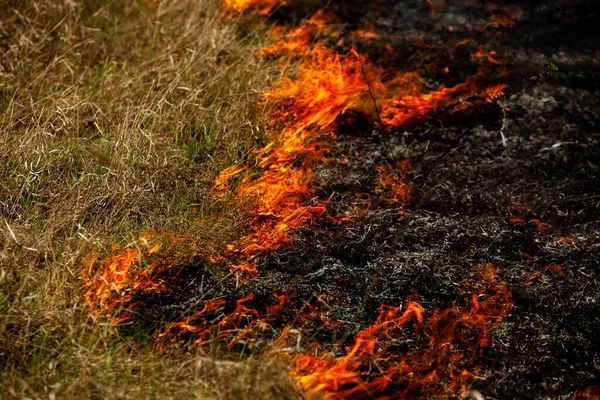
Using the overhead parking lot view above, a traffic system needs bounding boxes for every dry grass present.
[0,0,298,398]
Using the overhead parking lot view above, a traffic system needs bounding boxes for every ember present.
[83,0,600,398]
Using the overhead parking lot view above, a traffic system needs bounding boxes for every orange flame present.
[508,199,552,231]
[481,6,522,30]
[545,263,564,277]
[261,11,337,58]
[82,232,170,322]
[292,265,513,399]
[375,161,415,210]
[84,0,520,329]
[78,2,593,398]
[222,0,283,16]
[471,46,501,65]
[571,387,600,400]
[217,32,507,274]
[426,0,448,14]
[83,232,213,322]
[156,292,293,349]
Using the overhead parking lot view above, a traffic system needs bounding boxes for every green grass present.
[0,0,298,398]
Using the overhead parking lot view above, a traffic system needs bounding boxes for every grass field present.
[0,0,299,398]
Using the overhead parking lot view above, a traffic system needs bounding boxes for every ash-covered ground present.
[131,1,600,398]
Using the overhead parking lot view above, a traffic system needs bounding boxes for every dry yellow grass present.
[0,0,298,398]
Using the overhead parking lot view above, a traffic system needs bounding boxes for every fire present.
[217,17,511,274]
[83,232,170,323]
[508,199,552,232]
[86,0,520,341]
[481,5,522,30]
[571,387,600,400]
[375,161,415,211]
[222,0,282,16]
[261,11,337,58]
[214,165,246,190]
[156,292,292,350]
[292,265,513,399]
[471,46,501,65]
[83,231,213,323]
[545,263,564,276]
[426,0,447,14]
[482,83,507,101]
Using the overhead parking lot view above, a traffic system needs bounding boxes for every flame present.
[261,11,337,58]
[84,249,165,323]
[556,236,577,246]
[481,6,522,30]
[426,0,447,14]
[82,232,170,322]
[292,265,513,399]
[545,264,564,276]
[214,165,246,190]
[375,161,415,211]
[482,83,507,101]
[508,199,552,231]
[471,46,501,65]
[222,0,283,16]
[156,292,293,350]
[86,0,520,330]
[571,387,600,400]
[351,22,379,42]
[82,232,215,322]
[218,30,509,274]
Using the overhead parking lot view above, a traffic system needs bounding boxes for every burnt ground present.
[127,1,600,398]
[310,84,600,398]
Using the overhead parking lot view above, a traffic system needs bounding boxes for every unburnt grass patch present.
[0,0,298,398]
